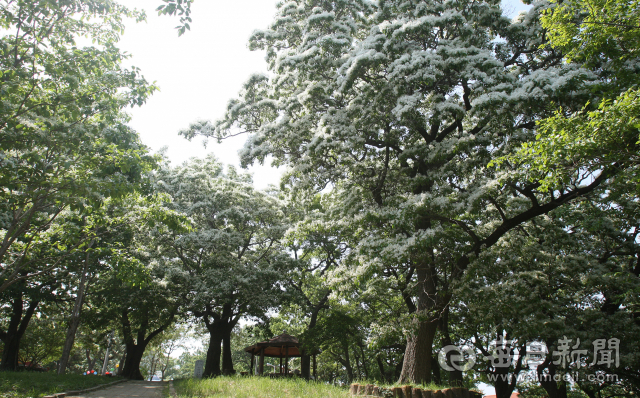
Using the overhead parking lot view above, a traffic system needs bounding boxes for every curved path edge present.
[43,378,129,398]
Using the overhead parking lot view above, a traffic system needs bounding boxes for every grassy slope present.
[174,377,351,398]
[0,372,120,398]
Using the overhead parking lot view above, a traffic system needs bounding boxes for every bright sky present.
[120,0,531,192]
[120,0,281,190]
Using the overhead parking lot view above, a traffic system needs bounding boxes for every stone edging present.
[349,384,483,398]
[43,378,129,398]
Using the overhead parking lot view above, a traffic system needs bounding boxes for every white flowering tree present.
[181,0,617,384]
[155,155,291,377]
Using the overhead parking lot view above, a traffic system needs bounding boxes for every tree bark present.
[439,305,463,386]
[117,348,127,375]
[201,303,238,377]
[301,352,311,380]
[0,291,39,371]
[537,360,568,398]
[300,294,328,380]
[377,355,391,383]
[120,308,174,380]
[354,347,363,379]
[58,241,93,374]
[395,354,404,380]
[431,356,442,385]
[221,327,235,375]
[359,344,370,380]
[399,263,438,384]
[399,318,438,384]
[148,352,157,380]
[342,341,354,382]
[121,342,147,380]
[86,348,97,371]
[204,329,223,377]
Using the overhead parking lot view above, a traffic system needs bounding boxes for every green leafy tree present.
[18,304,66,370]
[0,276,58,370]
[54,192,186,375]
[499,0,640,192]
[0,0,157,293]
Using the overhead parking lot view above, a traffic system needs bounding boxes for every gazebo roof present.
[244,333,302,357]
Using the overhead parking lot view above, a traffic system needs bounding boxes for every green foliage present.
[171,347,206,379]
[495,89,640,192]
[157,0,194,36]
[18,311,66,369]
[0,0,158,292]
[519,382,588,398]
[180,0,608,385]
[497,0,640,192]
[540,0,640,70]
[155,154,291,335]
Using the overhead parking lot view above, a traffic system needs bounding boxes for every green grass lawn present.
[174,376,351,398]
[0,372,121,398]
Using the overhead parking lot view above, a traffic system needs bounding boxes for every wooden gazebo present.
[244,333,317,378]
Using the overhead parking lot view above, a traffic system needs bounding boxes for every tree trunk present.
[359,344,370,380]
[538,361,568,398]
[161,359,168,381]
[203,328,223,377]
[58,241,93,374]
[431,356,442,385]
[439,306,463,386]
[117,348,127,375]
[119,307,176,380]
[221,327,235,375]
[0,292,39,371]
[353,347,362,379]
[376,355,389,383]
[395,355,403,380]
[342,342,354,382]
[149,353,157,381]
[0,336,21,371]
[301,353,311,380]
[300,295,327,380]
[399,318,438,384]
[101,332,113,375]
[121,342,147,380]
[399,264,438,384]
[86,348,97,371]
[495,370,517,398]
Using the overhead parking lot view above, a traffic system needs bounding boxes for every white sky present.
[120,0,282,190]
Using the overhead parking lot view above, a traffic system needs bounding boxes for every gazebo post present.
[243,333,304,378]
[259,347,265,375]
[313,353,317,379]
[285,346,289,375]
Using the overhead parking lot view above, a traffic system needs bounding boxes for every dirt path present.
[66,380,167,398]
